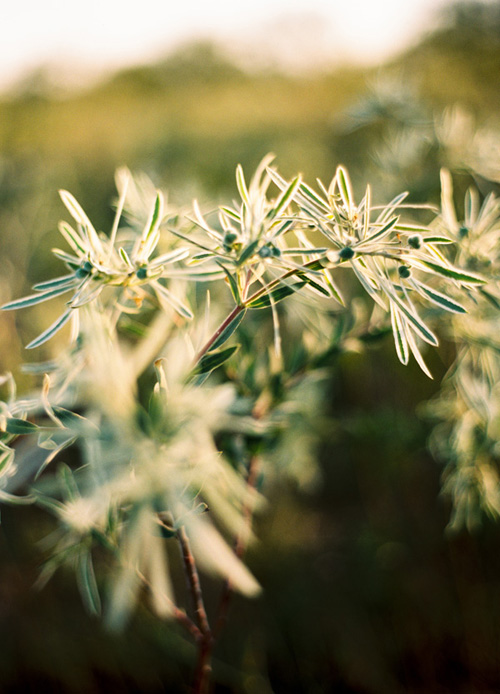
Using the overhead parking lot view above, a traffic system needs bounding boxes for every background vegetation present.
[1,2,500,691]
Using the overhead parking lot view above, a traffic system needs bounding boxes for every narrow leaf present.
[69,282,103,309]
[390,304,409,365]
[281,247,328,255]
[59,190,93,228]
[297,181,329,212]
[2,284,75,311]
[118,246,133,268]
[168,228,215,254]
[376,191,408,225]
[32,275,79,292]
[236,165,250,207]
[361,216,399,245]
[270,175,301,219]
[297,272,332,297]
[58,463,79,501]
[58,221,87,254]
[336,166,353,210]
[193,344,240,375]
[413,282,467,314]
[77,552,101,616]
[388,291,438,346]
[149,248,190,267]
[238,239,260,266]
[52,248,81,270]
[152,281,194,319]
[26,309,73,349]
[271,218,295,238]
[52,406,98,431]
[211,310,247,350]
[215,262,241,303]
[423,236,455,244]
[60,191,103,258]
[362,184,371,239]
[320,268,345,306]
[404,324,433,379]
[220,206,241,223]
[5,418,39,435]
[410,258,485,284]
[0,446,14,475]
[144,192,163,241]
[247,281,306,309]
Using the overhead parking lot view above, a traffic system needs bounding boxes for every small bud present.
[339,246,355,260]
[223,231,238,251]
[459,226,469,239]
[398,265,411,279]
[408,234,422,250]
[258,245,273,259]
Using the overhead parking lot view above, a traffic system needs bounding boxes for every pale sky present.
[0,0,455,91]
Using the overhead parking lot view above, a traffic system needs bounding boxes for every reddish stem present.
[193,303,244,365]
[215,455,260,639]
[193,258,322,367]
[177,526,211,636]
[177,526,214,694]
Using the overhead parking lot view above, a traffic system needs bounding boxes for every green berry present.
[408,234,422,250]
[339,246,355,260]
[223,231,238,246]
[459,226,469,239]
[136,267,148,280]
[258,245,272,258]
[398,265,411,279]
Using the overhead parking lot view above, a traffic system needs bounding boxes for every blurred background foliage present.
[2,1,500,691]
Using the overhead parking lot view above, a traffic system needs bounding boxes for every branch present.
[177,525,211,638]
[215,455,260,639]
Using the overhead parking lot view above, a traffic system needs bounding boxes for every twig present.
[177,525,214,694]
[193,259,322,366]
[177,525,211,636]
[193,303,245,365]
[214,455,260,639]
[138,571,202,642]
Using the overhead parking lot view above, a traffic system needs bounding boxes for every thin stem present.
[192,637,214,694]
[138,571,202,642]
[177,526,211,637]
[214,455,260,639]
[193,303,245,365]
[193,258,322,366]
[177,526,214,694]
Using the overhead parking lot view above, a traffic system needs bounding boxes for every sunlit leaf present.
[210,310,247,351]
[390,304,409,365]
[192,344,240,375]
[413,281,467,314]
[247,281,306,309]
[26,309,73,349]
[2,284,75,311]
[215,262,241,303]
[77,552,101,616]
[410,258,486,284]
[5,418,39,435]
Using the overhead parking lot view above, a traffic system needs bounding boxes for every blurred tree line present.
[1,2,500,692]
